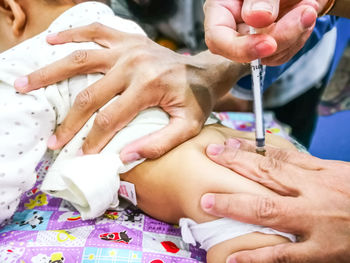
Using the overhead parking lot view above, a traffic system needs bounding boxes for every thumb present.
[241,0,280,28]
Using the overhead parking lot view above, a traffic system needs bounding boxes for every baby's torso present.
[0,2,148,223]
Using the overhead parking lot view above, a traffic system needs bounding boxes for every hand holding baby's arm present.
[14,23,247,163]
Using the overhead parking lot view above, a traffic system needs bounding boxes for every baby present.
[0,1,295,262]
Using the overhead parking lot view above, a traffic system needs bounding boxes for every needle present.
[249,27,266,156]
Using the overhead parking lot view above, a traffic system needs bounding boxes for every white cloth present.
[0,1,166,223]
[0,1,217,222]
[180,218,296,251]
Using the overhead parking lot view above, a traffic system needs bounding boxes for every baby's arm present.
[121,124,295,263]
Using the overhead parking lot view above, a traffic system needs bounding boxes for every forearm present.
[329,0,350,18]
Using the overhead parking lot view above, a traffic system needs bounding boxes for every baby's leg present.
[121,124,295,262]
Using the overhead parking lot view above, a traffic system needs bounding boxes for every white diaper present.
[180,218,296,251]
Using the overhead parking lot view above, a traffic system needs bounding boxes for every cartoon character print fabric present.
[0,112,292,262]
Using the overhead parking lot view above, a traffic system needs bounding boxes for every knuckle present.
[203,1,208,13]
[82,139,94,153]
[222,196,235,216]
[255,196,278,220]
[337,243,350,261]
[70,50,89,65]
[203,1,215,19]
[127,50,152,67]
[258,157,280,174]
[272,149,291,162]
[94,111,113,131]
[36,68,50,85]
[186,119,202,136]
[133,34,151,46]
[205,33,218,54]
[272,246,292,263]
[56,122,72,139]
[89,22,103,34]
[74,89,94,111]
[144,144,164,159]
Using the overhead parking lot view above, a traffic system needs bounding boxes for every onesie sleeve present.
[0,86,55,226]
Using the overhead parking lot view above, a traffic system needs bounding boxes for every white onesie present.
[0,1,173,223]
[0,2,295,249]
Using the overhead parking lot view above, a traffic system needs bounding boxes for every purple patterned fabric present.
[0,112,290,263]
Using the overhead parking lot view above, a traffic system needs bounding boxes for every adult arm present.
[14,23,250,162]
[200,138,350,263]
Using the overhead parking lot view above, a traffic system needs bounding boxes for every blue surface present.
[309,110,350,161]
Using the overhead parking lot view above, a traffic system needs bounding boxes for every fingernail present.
[77,149,84,156]
[14,76,28,92]
[226,138,241,149]
[255,40,276,57]
[251,1,273,13]
[227,256,238,263]
[47,135,57,149]
[201,194,215,210]
[301,7,317,29]
[206,144,224,156]
[121,152,141,163]
[46,33,58,42]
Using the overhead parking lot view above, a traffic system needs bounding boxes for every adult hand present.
[14,23,247,162]
[201,138,350,263]
[203,0,328,65]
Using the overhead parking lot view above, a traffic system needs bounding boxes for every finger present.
[203,0,243,27]
[204,0,277,61]
[120,117,202,162]
[201,193,303,232]
[226,138,326,170]
[14,49,115,92]
[271,5,316,51]
[261,5,317,65]
[48,69,128,150]
[205,27,277,62]
[229,242,319,263]
[241,0,280,28]
[81,84,155,154]
[206,142,301,196]
[46,22,126,48]
[262,23,313,65]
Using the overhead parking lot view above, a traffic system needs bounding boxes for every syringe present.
[250,27,266,156]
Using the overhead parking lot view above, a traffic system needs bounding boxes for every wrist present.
[189,51,249,102]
